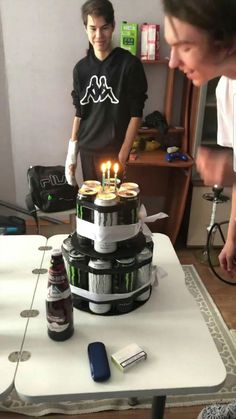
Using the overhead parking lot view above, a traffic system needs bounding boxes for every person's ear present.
[213,38,236,56]
[227,40,236,57]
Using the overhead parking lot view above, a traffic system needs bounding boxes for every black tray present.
[71,230,146,260]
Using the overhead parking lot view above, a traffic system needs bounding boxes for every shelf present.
[127,63,193,245]
[141,58,169,65]
[138,126,184,135]
[127,149,194,168]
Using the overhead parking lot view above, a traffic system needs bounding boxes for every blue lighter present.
[87,342,111,382]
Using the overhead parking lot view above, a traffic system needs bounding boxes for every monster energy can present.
[104,178,121,192]
[114,257,137,313]
[76,186,97,247]
[62,235,74,253]
[68,249,88,309]
[82,180,101,191]
[118,189,139,224]
[135,247,152,301]
[94,192,118,253]
[88,259,112,314]
[62,235,74,276]
[119,182,140,194]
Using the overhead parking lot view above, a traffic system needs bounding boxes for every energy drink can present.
[114,257,137,313]
[68,249,88,288]
[119,182,140,208]
[118,189,139,224]
[104,178,121,192]
[62,235,74,276]
[62,235,74,253]
[82,180,101,191]
[94,193,118,253]
[135,247,152,301]
[119,182,140,194]
[68,249,88,309]
[88,259,112,314]
[76,187,97,247]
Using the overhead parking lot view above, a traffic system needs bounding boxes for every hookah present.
[196,184,230,265]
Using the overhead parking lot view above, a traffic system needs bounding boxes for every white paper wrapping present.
[70,265,167,303]
[76,204,168,243]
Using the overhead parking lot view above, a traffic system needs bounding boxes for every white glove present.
[65,139,79,186]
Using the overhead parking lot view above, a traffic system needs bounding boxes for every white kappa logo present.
[80,75,119,105]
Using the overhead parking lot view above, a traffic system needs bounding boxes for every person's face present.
[164,16,226,86]
[85,14,114,58]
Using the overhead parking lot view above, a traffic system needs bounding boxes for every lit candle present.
[106,161,111,188]
[101,163,106,191]
[113,163,119,191]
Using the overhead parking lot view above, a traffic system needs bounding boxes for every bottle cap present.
[51,248,62,257]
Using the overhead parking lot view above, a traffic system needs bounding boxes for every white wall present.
[0,0,169,208]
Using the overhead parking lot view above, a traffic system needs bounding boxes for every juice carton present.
[120,21,138,56]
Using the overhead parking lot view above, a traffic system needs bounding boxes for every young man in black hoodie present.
[65,0,147,184]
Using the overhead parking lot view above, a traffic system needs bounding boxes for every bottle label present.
[48,271,67,284]
[47,318,70,333]
[46,285,71,302]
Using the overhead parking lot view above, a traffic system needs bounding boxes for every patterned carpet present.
[1,265,236,416]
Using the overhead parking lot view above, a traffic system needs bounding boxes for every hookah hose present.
[206,220,236,285]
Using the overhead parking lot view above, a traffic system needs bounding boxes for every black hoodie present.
[71,47,148,152]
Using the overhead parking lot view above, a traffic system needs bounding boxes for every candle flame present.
[101,163,106,173]
[106,161,111,170]
[114,163,119,174]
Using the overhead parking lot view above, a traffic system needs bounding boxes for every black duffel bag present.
[26,165,78,213]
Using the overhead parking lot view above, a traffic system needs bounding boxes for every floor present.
[1,219,236,418]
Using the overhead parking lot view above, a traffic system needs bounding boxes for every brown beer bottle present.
[46,249,74,341]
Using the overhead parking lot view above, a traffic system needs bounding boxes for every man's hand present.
[196,146,235,186]
[65,139,79,186]
[118,144,131,167]
[219,239,236,273]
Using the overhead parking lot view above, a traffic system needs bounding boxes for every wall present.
[0,0,169,208]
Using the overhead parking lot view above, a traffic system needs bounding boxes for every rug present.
[1,264,236,416]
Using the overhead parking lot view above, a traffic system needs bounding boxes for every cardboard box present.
[141,23,160,61]
[140,23,149,61]
[120,21,138,56]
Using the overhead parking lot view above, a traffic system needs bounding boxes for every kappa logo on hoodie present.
[80,75,119,105]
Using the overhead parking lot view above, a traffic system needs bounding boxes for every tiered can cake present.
[62,180,154,315]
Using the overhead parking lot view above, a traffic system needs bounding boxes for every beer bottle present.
[46,248,74,341]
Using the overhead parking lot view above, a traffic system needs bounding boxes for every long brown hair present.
[163,0,236,48]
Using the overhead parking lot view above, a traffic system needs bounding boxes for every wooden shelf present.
[127,65,194,245]
[141,58,169,65]
[138,126,184,135]
[127,149,194,168]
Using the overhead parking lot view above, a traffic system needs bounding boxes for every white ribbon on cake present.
[76,204,168,243]
[70,264,164,302]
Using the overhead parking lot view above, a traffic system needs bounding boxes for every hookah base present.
[194,248,220,267]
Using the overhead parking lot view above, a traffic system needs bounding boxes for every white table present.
[14,233,226,418]
[0,235,47,400]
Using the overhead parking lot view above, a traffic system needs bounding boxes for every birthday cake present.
[62,162,155,316]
